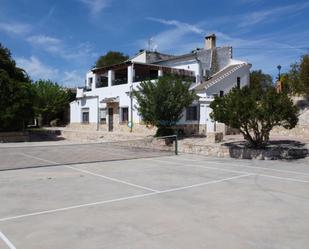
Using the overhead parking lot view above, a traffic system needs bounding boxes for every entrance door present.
[108,108,113,131]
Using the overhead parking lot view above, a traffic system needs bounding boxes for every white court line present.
[149,158,309,184]
[158,173,254,193]
[171,156,309,176]
[0,231,17,249]
[257,174,309,184]
[0,174,251,222]
[151,158,249,174]
[17,153,158,192]
[18,153,59,165]
[66,166,159,192]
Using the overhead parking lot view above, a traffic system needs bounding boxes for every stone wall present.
[179,138,308,160]
[0,132,29,142]
[68,123,97,131]
[271,125,309,138]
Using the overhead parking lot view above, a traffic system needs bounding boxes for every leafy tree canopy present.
[95,51,129,68]
[299,54,309,96]
[281,54,309,96]
[133,75,197,136]
[0,43,35,131]
[33,80,70,125]
[210,85,298,148]
[250,70,273,89]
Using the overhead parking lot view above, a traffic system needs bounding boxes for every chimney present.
[204,34,216,50]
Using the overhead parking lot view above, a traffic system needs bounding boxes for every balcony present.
[96,76,108,88]
[112,78,128,86]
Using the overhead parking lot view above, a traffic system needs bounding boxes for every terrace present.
[90,61,196,89]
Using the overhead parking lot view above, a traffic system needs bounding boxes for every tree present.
[0,43,35,131]
[95,51,129,68]
[299,54,309,96]
[250,70,273,89]
[33,80,70,126]
[210,86,298,148]
[133,75,197,136]
[282,54,309,96]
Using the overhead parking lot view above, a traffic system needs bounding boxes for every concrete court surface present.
[0,153,308,249]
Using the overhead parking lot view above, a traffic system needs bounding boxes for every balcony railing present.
[133,75,158,82]
[112,78,128,86]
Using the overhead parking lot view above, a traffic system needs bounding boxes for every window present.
[82,108,89,123]
[97,76,108,88]
[237,77,241,89]
[120,107,129,123]
[220,90,224,97]
[100,108,107,124]
[88,77,93,84]
[186,106,198,121]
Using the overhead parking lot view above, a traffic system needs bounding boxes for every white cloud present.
[16,56,58,80]
[143,18,204,53]
[238,2,309,27]
[79,0,111,16]
[27,35,62,53]
[62,70,85,87]
[27,35,97,61]
[147,17,204,34]
[16,56,85,87]
[0,22,31,35]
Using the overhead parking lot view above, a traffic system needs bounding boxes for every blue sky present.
[1,0,308,87]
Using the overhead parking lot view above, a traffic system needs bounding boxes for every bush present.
[133,75,197,137]
[210,86,299,148]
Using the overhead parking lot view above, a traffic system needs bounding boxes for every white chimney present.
[204,34,216,50]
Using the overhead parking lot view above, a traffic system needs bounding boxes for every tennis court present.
[0,140,309,249]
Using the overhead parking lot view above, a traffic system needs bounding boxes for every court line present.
[171,156,309,176]
[149,158,309,184]
[18,153,59,165]
[66,166,159,192]
[17,153,158,192]
[18,153,309,184]
[257,174,309,184]
[151,158,249,174]
[0,231,17,249]
[158,173,254,193]
[0,173,251,222]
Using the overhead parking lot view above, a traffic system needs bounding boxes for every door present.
[108,108,113,131]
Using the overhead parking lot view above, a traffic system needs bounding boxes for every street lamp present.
[277,65,282,81]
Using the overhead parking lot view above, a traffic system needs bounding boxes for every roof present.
[128,50,176,64]
[153,52,196,64]
[194,63,248,91]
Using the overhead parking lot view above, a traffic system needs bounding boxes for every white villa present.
[70,34,251,135]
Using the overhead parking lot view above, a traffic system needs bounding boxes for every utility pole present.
[130,84,133,133]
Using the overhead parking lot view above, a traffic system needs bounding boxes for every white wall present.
[71,77,146,125]
[159,58,199,76]
[131,51,146,63]
[70,97,98,123]
[86,71,95,89]
[70,101,81,123]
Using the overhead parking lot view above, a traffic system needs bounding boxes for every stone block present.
[206,132,223,143]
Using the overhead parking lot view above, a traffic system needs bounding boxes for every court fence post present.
[175,135,178,155]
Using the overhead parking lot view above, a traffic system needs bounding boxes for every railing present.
[133,75,158,82]
[112,78,128,86]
